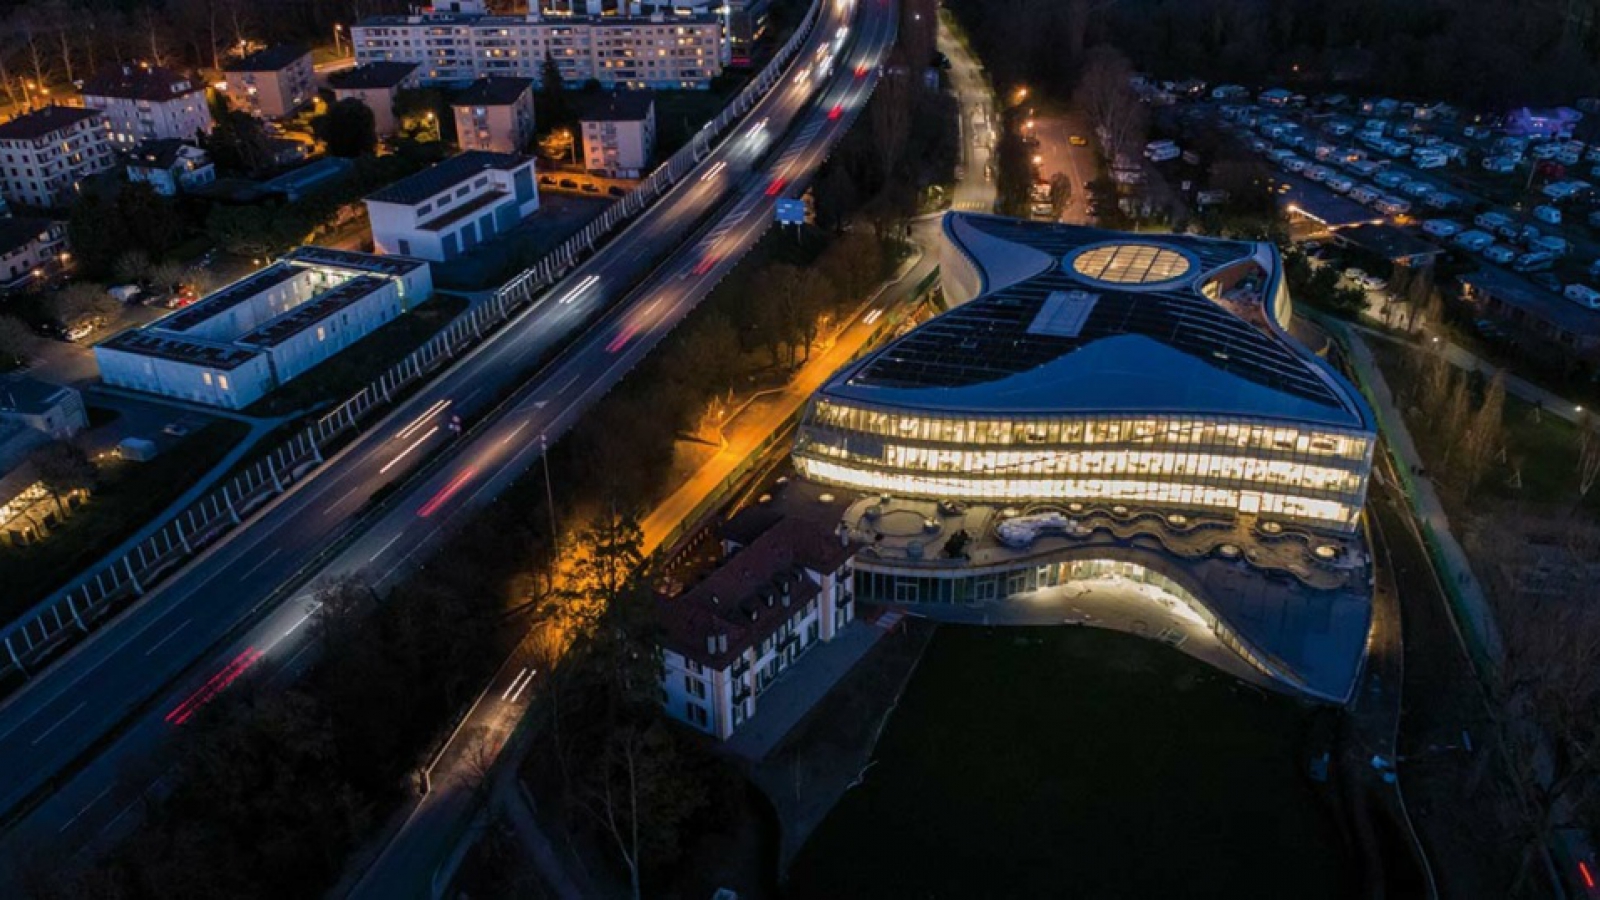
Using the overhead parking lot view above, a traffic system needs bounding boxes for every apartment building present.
[452,77,536,153]
[0,217,69,292]
[579,91,656,177]
[657,513,859,741]
[95,248,433,410]
[328,61,422,136]
[0,106,116,209]
[79,63,214,147]
[352,1,725,90]
[223,46,316,119]
[365,150,540,262]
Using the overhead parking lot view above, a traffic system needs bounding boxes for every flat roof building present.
[352,7,725,90]
[579,91,656,179]
[791,214,1379,703]
[95,247,432,409]
[452,77,536,154]
[365,151,540,262]
[328,62,421,136]
[223,45,315,119]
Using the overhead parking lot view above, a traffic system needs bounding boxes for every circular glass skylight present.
[1068,243,1194,286]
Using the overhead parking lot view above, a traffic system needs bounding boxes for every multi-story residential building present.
[223,46,315,119]
[352,1,725,90]
[657,513,858,740]
[328,61,421,136]
[364,150,540,262]
[79,63,213,148]
[452,76,536,153]
[0,217,69,292]
[791,214,1381,704]
[0,106,116,209]
[95,248,433,410]
[579,91,656,177]
[126,140,216,197]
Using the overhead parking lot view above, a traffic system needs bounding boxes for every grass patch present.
[786,626,1353,899]
[0,418,251,621]
[246,293,470,418]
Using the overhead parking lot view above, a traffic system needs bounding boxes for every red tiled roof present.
[658,516,856,668]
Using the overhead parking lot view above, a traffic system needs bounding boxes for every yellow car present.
[1068,134,1088,146]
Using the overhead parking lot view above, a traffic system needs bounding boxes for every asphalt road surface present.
[0,0,892,884]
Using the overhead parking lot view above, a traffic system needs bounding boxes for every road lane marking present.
[58,785,113,833]
[237,548,281,581]
[501,667,530,701]
[397,399,450,440]
[31,702,86,746]
[143,618,193,657]
[498,421,530,447]
[380,425,439,474]
[328,481,366,511]
[369,531,405,562]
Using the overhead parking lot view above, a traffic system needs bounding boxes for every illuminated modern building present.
[792,214,1379,702]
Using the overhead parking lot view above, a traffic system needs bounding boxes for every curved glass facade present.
[794,403,1374,531]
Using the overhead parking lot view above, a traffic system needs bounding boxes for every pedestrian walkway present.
[497,780,585,900]
[1333,321,1504,663]
[640,236,936,553]
[722,619,887,762]
[1355,323,1587,424]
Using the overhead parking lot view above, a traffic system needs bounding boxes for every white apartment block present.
[95,248,432,410]
[352,0,726,90]
[452,77,537,153]
[0,106,116,209]
[580,91,656,178]
[80,64,214,148]
[658,515,858,741]
[0,217,69,292]
[365,150,540,262]
[223,46,316,119]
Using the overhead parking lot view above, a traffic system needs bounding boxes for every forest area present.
[950,0,1600,110]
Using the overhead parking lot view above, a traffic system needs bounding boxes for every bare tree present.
[1462,371,1506,495]
[585,724,644,900]
[1072,46,1148,161]
[1577,413,1600,499]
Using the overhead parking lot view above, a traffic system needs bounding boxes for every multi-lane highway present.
[0,0,895,884]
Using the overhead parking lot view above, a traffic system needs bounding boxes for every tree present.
[29,440,96,516]
[0,316,37,369]
[538,127,576,163]
[1461,371,1506,495]
[1577,413,1600,500]
[51,282,115,327]
[206,205,286,259]
[560,507,646,639]
[1072,46,1148,162]
[537,53,571,126]
[313,98,378,158]
[1048,172,1073,219]
[113,249,152,284]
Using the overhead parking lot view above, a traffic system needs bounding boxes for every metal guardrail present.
[0,0,827,687]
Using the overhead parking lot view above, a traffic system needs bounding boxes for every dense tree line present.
[950,0,1600,110]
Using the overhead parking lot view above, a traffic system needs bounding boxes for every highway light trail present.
[381,425,439,474]
[164,648,263,725]
[863,308,884,325]
[699,161,727,182]
[418,467,477,518]
[606,323,640,353]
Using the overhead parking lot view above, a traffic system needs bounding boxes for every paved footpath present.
[1329,319,1504,662]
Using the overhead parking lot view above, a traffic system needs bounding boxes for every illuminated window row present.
[794,457,1360,528]
[799,440,1366,498]
[809,401,1371,461]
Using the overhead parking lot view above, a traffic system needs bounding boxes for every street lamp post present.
[333,23,345,58]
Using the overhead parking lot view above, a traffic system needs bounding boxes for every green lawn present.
[246,293,470,417]
[0,418,251,621]
[786,626,1353,899]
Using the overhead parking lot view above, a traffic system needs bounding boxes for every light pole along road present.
[0,0,896,883]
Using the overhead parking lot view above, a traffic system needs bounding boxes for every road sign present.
[775,198,806,225]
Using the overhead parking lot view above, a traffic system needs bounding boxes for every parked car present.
[1453,229,1495,251]
[1565,283,1600,308]
[1514,251,1557,273]
[1359,273,1388,291]
[1534,204,1563,224]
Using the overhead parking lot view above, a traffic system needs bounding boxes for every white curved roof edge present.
[944,211,1056,295]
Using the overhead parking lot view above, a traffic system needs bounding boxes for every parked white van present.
[1475,211,1514,233]
[1414,148,1448,169]
[1534,204,1563,224]
[1348,185,1381,204]
[1531,235,1571,256]
[1513,251,1557,273]
[1376,196,1412,216]
[1565,284,1600,308]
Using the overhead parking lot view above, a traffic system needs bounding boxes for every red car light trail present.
[419,467,476,518]
[165,647,264,725]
